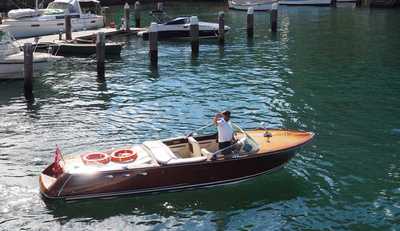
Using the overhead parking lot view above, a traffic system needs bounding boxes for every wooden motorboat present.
[50,40,122,56]
[39,124,314,200]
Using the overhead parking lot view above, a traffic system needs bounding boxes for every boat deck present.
[246,130,314,154]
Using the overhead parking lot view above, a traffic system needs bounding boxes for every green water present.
[0,2,399,230]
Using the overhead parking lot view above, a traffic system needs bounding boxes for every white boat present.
[138,16,230,40]
[3,0,104,39]
[0,27,61,80]
[229,0,279,11]
[279,0,332,5]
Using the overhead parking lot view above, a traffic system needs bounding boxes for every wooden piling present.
[96,32,105,81]
[0,14,2,25]
[247,7,254,38]
[218,11,225,45]
[124,2,130,32]
[270,3,278,33]
[134,1,141,28]
[190,16,199,56]
[24,43,34,101]
[356,0,362,7]
[58,29,62,40]
[65,14,72,40]
[149,22,158,66]
[331,0,337,7]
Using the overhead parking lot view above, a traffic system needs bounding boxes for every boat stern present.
[39,163,69,199]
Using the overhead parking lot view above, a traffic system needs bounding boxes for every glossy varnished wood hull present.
[41,148,296,200]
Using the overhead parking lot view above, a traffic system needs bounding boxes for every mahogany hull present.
[41,149,296,200]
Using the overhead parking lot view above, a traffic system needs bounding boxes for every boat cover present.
[8,9,41,19]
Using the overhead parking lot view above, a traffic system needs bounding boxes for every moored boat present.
[229,0,279,11]
[138,16,230,40]
[50,40,122,56]
[3,0,104,39]
[279,0,332,5]
[0,26,61,80]
[39,124,314,200]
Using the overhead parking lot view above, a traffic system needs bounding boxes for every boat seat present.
[188,136,202,157]
[167,156,207,165]
[201,148,213,160]
[143,140,178,165]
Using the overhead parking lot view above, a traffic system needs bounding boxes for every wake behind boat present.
[3,0,104,38]
[39,123,314,200]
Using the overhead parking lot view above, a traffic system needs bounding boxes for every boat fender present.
[81,152,110,165]
[111,149,138,163]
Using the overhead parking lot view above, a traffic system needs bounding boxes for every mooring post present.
[24,43,34,101]
[0,14,2,25]
[270,3,278,33]
[149,22,158,67]
[58,29,62,40]
[247,7,254,38]
[190,16,199,56]
[218,11,225,45]
[331,0,337,7]
[356,0,362,7]
[134,1,141,28]
[65,14,72,40]
[96,32,105,81]
[124,2,130,32]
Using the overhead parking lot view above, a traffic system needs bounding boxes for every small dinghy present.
[50,40,122,56]
[138,11,230,40]
[39,124,314,200]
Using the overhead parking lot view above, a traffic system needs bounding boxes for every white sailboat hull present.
[0,53,60,79]
[229,0,278,11]
[4,15,104,39]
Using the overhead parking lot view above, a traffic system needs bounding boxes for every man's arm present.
[213,113,223,125]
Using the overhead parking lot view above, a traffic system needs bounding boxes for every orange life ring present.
[81,152,110,165]
[110,149,137,163]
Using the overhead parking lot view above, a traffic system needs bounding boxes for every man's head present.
[221,110,231,121]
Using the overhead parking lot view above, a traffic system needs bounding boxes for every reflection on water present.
[0,1,399,230]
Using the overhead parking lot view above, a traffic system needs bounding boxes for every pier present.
[15,27,142,48]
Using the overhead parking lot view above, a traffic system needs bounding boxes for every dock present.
[15,27,144,47]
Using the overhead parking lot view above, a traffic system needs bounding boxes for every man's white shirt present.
[217,118,234,143]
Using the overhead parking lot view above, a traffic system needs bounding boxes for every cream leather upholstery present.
[143,140,177,165]
[201,148,213,160]
[188,136,202,157]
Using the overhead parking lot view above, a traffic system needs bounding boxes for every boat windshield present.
[191,123,260,155]
[44,2,78,15]
[0,30,20,56]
